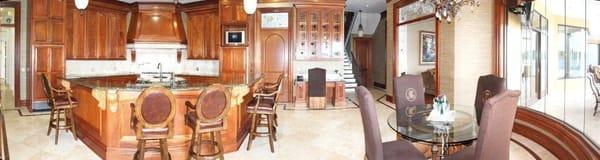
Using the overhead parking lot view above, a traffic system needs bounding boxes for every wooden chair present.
[184,84,231,160]
[130,86,177,160]
[42,74,78,145]
[261,73,285,126]
[246,77,283,153]
[308,68,326,109]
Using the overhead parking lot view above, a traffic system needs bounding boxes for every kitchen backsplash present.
[66,49,219,77]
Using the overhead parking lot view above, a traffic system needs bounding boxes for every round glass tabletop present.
[386,104,479,145]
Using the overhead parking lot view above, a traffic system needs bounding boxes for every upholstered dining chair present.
[246,77,283,153]
[130,86,177,160]
[41,74,79,145]
[445,90,521,160]
[308,68,326,109]
[185,84,231,160]
[356,86,426,160]
[474,74,506,125]
[393,75,426,122]
[587,74,600,116]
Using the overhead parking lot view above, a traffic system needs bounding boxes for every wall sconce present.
[243,0,257,14]
[75,0,89,14]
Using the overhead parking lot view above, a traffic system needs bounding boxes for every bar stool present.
[246,78,283,153]
[185,84,231,160]
[261,74,286,126]
[41,74,78,145]
[130,86,177,160]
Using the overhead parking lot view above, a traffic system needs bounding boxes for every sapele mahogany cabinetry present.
[66,7,127,60]
[220,1,247,24]
[295,7,344,60]
[31,0,65,44]
[185,8,220,59]
[32,45,65,101]
[221,48,247,83]
[30,0,67,104]
[294,81,346,108]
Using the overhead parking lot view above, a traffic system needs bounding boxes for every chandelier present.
[419,0,480,23]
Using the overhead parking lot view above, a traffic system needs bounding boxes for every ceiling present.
[118,0,204,4]
[345,0,387,13]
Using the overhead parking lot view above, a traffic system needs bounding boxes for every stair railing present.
[346,50,363,86]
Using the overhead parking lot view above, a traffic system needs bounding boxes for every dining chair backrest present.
[393,75,425,122]
[356,86,384,160]
[474,74,506,125]
[475,90,520,160]
[308,68,326,97]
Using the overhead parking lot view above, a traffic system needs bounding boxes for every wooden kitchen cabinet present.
[186,8,220,60]
[31,0,66,45]
[66,6,127,60]
[295,7,344,60]
[293,81,346,108]
[220,3,247,24]
[32,45,65,101]
[221,47,246,84]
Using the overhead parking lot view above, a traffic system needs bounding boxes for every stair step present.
[344,66,352,70]
[345,88,356,92]
[344,79,356,83]
[346,82,358,87]
[343,74,354,78]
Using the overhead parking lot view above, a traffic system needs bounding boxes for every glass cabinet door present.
[296,9,308,58]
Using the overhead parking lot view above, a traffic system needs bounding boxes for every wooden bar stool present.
[261,74,286,126]
[130,86,177,160]
[246,78,283,153]
[41,74,78,145]
[185,84,231,160]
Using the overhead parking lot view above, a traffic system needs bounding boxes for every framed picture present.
[419,31,436,65]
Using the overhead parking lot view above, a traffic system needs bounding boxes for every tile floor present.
[1,85,551,160]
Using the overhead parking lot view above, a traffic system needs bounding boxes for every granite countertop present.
[67,74,256,92]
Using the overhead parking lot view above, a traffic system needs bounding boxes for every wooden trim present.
[392,0,439,100]
[385,94,394,104]
[513,107,600,160]
[510,138,542,160]
[25,0,32,108]
[0,1,21,107]
[493,0,507,77]
[397,14,435,26]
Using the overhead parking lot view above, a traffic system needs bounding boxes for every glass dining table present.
[386,104,479,158]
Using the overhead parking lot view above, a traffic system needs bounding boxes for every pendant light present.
[244,0,257,14]
[74,0,89,14]
[357,10,364,37]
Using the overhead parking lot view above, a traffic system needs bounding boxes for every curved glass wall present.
[504,0,600,144]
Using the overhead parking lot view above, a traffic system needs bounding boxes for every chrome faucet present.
[157,63,163,83]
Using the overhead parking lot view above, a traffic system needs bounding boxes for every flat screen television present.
[225,31,245,45]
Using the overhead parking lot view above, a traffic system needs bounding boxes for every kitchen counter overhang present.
[67,75,256,160]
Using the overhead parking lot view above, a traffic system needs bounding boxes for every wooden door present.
[258,10,292,102]
[32,45,65,101]
[352,37,373,87]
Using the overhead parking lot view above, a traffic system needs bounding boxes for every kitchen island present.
[67,74,257,160]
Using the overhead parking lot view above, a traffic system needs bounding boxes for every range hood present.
[127,3,187,49]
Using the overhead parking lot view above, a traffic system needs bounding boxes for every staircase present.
[343,54,358,93]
